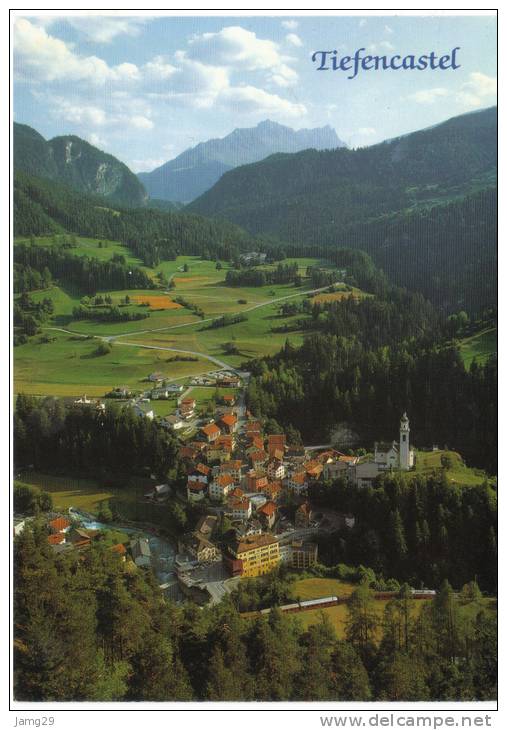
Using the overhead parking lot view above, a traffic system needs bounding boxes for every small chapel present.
[374,413,414,471]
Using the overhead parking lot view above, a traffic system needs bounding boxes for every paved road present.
[46,281,343,342]
[305,443,333,451]
[115,340,236,372]
[43,282,343,376]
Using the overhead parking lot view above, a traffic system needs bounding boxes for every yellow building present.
[225,534,280,578]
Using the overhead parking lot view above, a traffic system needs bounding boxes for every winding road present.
[44,281,343,372]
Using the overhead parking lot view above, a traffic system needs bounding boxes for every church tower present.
[399,412,410,470]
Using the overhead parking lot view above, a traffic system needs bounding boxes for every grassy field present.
[127,300,310,368]
[15,235,150,271]
[413,450,489,486]
[14,470,181,531]
[459,327,497,369]
[14,330,214,396]
[15,471,134,513]
[291,595,495,639]
[289,577,357,601]
[283,576,495,639]
[17,471,188,533]
[15,240,344,395]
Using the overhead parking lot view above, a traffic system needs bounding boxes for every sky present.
[13,13,497,172]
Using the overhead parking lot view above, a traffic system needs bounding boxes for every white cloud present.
[359,19,367,28]
[16,19,307,135]
[45,94,154,133]
[285,33,303,48]
[358,127,376,136]
[47,16,150,43]
[144,56,177,80]
[87,132,107,147]
[131,157,166,172]
[129,115,154,130]
[409,73,496,108]
[281,20,298,30]
[455,71,497,108]
[367,41,395,53]
[269,63,298,88]
[409,87,449,104]
[187,26,283,71]
[57,101,108,126]
[219,85,306,117]
[14,18,140,84]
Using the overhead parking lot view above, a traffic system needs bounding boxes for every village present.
[17,366,420,608]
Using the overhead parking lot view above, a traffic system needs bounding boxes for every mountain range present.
[138,119,345,203]
[13,108,497,312]
[13,123,147,208]
[188,107,497,311]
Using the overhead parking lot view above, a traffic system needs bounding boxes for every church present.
[374,413,414,471]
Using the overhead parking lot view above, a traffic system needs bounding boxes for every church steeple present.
[399,413,410,470]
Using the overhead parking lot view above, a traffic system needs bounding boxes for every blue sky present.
[13,13,497,172]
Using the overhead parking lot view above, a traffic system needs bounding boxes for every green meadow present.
[14,235,350,396]
[14,330,213,396]
[459,327,497,369]
[14,236,343,396]
[412,449,490,487]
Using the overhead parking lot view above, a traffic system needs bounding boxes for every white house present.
[209,474,235,501]
[132,403,154,420]
[267,459,285,480]
[163,414,185,431]
[228,497,252,521]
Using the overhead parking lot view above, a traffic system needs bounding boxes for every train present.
[250,589,437,617]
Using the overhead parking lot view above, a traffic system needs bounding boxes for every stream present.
[68,507,180,594]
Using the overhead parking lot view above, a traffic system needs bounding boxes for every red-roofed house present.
[247,435,265,451]
[200,422,221,443]
[179,398,196,419]
[111,543,127,561]
[219,413,238,434]
[250,450,268,469]
[305,460,324,480]
[286,471,308,495]
[228,486,244,500]
[258,500,277,529]
[219,460,243,482]
[267,434,286,458]
[47,533,65,545]
[209,473,235,501]
[179,445,198,461]
[264,480,282,501]
[246,471,268,492]
[49,517,71,534]
[187,480,207,503]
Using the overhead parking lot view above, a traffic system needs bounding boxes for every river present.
[68,508,179,591]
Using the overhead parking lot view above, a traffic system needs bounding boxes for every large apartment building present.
[224,534,280,578]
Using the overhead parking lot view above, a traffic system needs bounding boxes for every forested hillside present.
[190,107,497,312]
[15,523,496,701]
[14,123,147,207]
[14,172,255,264]
[246,287,497,474]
